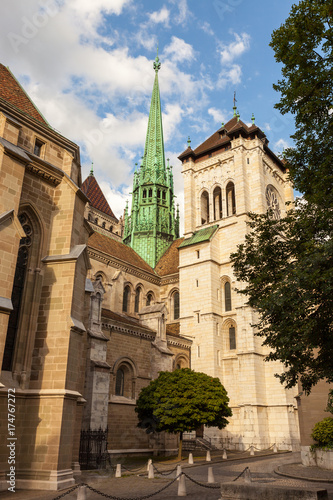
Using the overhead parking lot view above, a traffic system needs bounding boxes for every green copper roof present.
[179,225,219,248]
[141,53,165,175]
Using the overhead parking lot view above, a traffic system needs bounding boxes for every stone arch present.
[200,189,210,225]
[222,318,237,352]
[226,181,236,216]
[169,288,180,321]
[122,282,134,313]
[134,282,144,313]
[212,184,223,220]
[173,353,190,370]
[146,290,155,306]
[112,357,138,399]
[265,184,281,220]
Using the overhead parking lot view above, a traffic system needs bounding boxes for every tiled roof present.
[0,64,49,125]
[102,308,155,332]
[179,224,219,249]
[88,231,157,275]
[81,173,117,220]
[155,238,184,276]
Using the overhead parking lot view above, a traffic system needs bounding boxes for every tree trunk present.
[178,432,183,461]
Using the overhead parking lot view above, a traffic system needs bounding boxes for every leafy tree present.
[135,368,232,459]
[230,0,333,395]
[270,0,333,207]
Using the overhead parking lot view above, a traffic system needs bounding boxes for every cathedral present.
[1,53,321,492]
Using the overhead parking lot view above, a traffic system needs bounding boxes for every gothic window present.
[173,291,180,320]
[115,368,124,396]
[146,292,153,306]
[162,191,166,201]
[157,189,161,199]
[226,182,236,216]
[2,214,32,371]
[213,186,222,220]
[148,188,153,198]
[122,285,130,312]
[229,326,236,350]
[266,185,281,220]
[224,282,232,311]
[143,189,147,200]
[201,191,209,224]
[134,287,141,313]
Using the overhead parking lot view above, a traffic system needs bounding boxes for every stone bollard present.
[207,466,215,483]
[176,465,182,481]
[148,463,154,479]
[178,473,187,496]
[222,449,227,460]
[188,453,194,464]
[244,467,252,484]
[206,450,211,462]
[77,485,87,500]
[273,443,278,453]
[115,464,121,478]
[147,458,152,471]
[250,446,254,456]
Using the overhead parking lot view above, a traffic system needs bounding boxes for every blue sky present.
[1,0,296,230]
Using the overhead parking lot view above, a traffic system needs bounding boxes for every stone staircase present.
[183,437,218,451]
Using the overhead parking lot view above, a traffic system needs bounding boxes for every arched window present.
[173,291,180,320]
[213,186,222,220]
[122,285,130,312]
[224,282,232,311]
[134,287,141,313]
[88,213,92,221]
[157,189,161,199]
[146,292,153,306]
[2,213,33,371]
[162,191,166,201]
[201,191,210,224]
[229,326,236,350]
[94,217,98,224]
[226,182,236,216]
[148,188,153,198]
[266,185,281,220]
[115,368,124,396]
[143,189,147,199]
[102,221,106,228]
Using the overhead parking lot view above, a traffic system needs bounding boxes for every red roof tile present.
[155,238,184,276]
[88,231,157,275]
[82,174,117,220]
[0,64,48,125]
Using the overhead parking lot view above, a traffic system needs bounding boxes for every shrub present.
[311,417,333,450]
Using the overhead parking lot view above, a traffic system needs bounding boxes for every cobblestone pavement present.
[1,451,333,500]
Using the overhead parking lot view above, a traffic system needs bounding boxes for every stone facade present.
[177,114,300,450]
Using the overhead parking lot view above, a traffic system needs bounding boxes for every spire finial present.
[251,113,255,125]
[187,136,191,147]
[233,91,237,117]
[89,161,94,176]
[236,110,240,122]
[153,45,161,72]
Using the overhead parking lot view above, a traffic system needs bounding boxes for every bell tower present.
[123,52,179,268]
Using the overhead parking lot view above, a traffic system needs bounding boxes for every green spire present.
[89,162,94,176]
[123,54,179,268]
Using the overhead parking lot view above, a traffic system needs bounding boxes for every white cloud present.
[208,107,228,124]
[217,64,242,89]
[219,32,250,65]
[200,21,214,37]
[274,138,289,153]
[147,6,170,26]
[99,181,131,219]
[173,0,190,24]
[163,36,196,63]
[264,122,272,131]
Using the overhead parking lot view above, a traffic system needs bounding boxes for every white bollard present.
[148,463,154,479]
[273,443,278,453]
[207,466,215,483]
[250,445,254,456]
[188,452,194,465]
[222,449,227,460]
[147,458,152,471]
[77,485,87,500]
[178,473,187,496]
[176,464,182,481]
[206,450,211,462]
[115,464,121,478]
[244,467,252,483]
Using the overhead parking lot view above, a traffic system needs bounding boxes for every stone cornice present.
[102,321,156,340]
[167,336,192,349]
[25,154,64,186]
[88,248,161,285]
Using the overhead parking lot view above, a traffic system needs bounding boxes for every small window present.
[110,225,113,232]
[196,250,200,259]
[146,293,153,306]
[162,191,166,201]
[102,222,106,228]
[134,287,141,313]
[115,368,124,396]
[226,182,236,216]
[94,218,98,224]
[148,188,152,198]
[157,189,161,199]
[123,285,130,312]
[247,158,250,165]
[143,189,147,199]
[173,291,180,320]
[229,326,236,350]
[34,138,44,157]
[196,279,199,287]
[197,345,200,358]
[224,282,232,311]
[197,313,200,323]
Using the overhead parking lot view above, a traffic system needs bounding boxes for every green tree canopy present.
[135,368,232,457]
[270,0,333,207]
[230,0,333,395]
